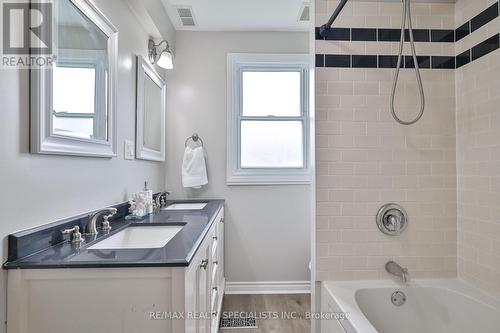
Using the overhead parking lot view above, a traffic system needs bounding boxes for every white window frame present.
[226,53,312,185]
[52,49,107,141]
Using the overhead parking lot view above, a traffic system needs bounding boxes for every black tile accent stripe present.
[316,33,500,69]
[378,28,401,42]
[471,2,499,32]
[431,56,456,69]
[316,33,499,69]
[472,33,500,60]
[405,29,431,42]
[316,54,444,69]
[404,56,431,69]
[325,54,350,67]
[456,50,471,69]
[315,3,500,70]
[352,55,377,68]
[316,27,451,42]
[352,28,377,41]
[317,1,499,43]
[431,30,455,43]
[316,54,325,67]
[378,55,399,68]
[324,28,350,41]
[455,22,470,42]
[456,2,498,40]
[315,27,324,41]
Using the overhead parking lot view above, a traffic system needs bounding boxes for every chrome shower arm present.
[319,0,349,37]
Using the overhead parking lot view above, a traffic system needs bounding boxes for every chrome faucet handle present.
[101,214,113,232]
[153,202,160,214]
[155,191,171,207]
[154,191,171,214]
[377,204,408,236]
[62,225,83,243]
[387,215,401,233]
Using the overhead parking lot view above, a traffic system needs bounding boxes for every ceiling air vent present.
[298,3,310,22]
[176,6,196,26]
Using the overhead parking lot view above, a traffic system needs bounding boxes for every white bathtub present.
[321,279,500,333]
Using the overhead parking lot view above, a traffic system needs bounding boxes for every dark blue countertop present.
[3,200,224,269]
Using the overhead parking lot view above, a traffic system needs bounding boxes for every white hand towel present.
[182,146,208,189]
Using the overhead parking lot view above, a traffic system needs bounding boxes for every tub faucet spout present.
[386,261,409,283]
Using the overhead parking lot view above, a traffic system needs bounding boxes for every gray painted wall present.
[165,31,311,283]
[0,1,174,332]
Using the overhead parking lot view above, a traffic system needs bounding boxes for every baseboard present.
[224,281,311,295]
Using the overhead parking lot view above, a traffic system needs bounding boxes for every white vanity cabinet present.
[6,208,225,333]
[184,207,225,333]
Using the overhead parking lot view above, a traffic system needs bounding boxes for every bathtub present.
[321,279,500,333]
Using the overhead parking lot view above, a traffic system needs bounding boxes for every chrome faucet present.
[87,208,117,235]
[62,225,83,243]
[386,261,409,283]
[154,191,171,213]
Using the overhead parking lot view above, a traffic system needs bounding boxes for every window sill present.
[226,171,312,186]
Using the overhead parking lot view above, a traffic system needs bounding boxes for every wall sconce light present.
[148,39,173,69]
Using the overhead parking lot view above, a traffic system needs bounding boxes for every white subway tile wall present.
[315,0,457,280]
[455,0,500,298]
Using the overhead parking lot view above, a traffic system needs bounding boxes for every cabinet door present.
[210,209,224,333]
[186,232,211,333]
[217,211,224,290]
[196,241,211,333]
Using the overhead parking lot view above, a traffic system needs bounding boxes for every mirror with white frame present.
[30,0,118,157]
[135,56,166,162]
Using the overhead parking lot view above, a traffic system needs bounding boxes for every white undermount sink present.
[162,202,208,210]
[87,225,184,250]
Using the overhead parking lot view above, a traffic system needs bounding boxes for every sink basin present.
[162,202,207,211]
[87,225,184,250]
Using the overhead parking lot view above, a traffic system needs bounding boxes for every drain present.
[391,290,406,306]
[220,317,258,330]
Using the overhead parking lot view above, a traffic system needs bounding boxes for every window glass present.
[242,71,301,117]
[53,65,96,114]
[52,65,97,139]
[240,121,304,168]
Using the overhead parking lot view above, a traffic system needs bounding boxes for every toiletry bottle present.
[142,181,153,214]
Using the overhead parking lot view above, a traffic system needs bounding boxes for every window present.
[52,65,97,140]
[227,54,311,185]
[52,49,108,142]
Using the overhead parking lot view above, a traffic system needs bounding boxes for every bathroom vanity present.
[4,200,224,333]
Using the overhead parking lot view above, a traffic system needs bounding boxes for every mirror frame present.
[135,55,166,162]
[30,0,118,157]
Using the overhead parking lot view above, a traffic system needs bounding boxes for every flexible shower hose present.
[390,0,425,125]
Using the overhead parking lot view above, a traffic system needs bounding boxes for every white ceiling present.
[161,0,310,32]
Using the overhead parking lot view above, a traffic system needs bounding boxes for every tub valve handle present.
[387,215,401,233]
[376,203,408,236]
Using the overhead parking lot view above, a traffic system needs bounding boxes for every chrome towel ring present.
[185,133,204,147]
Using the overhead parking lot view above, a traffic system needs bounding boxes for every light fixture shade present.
[156,50,173,69]
[148,39,174,69]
